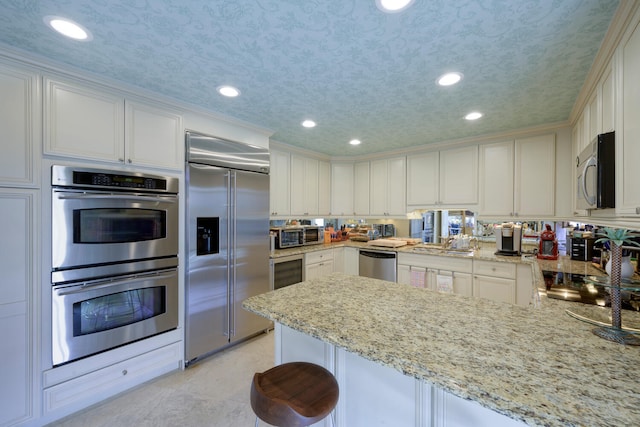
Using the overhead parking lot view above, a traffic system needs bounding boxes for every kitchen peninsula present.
[244,273,640,427]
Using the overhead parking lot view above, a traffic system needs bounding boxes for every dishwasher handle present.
[359,250,397,259]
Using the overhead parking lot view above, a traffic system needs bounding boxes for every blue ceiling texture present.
[0,1,620,155]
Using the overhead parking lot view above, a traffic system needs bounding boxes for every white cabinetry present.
[480,135,555,218]
[305,249,334,280]
[473,260,516,304]
[407,146,478,208]
[0,190,37,427]
[397,253,472,297]
[0,62,40,187]
[270,149,290,216]
[44,77,183,170]
[343,247,359,276]
[618,14,640,217]
[318,160,331,216]
[370,157,406,216]
[291,154,319,216]
[331,163,354,216]
[354,161,370,215]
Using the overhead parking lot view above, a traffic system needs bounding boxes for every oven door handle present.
[56,193,177,203]
[55,271,176,295]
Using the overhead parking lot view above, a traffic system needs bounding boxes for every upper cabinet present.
[407,146,478,209]
[0,62,40,188]
[290,154,319,216]
[44,77,183,170]
[331,162,354,216]
[619,13,640,217]
[353,161,370,216]
[479,134,555,218]
[270,149,290,216]
[318,160,331,216]
[370,157,406,216]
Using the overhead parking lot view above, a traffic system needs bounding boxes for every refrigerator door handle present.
[230,171,237,336]
[224,171,232,337]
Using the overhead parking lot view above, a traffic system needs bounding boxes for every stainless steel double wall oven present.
[51,165,179,366]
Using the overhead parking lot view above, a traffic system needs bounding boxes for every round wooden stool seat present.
[250,361,339,427]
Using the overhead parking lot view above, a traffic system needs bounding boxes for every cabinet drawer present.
[43,342,181,413]
[398,253,472,273]
[305,249,333,264]
[473,260,516,279]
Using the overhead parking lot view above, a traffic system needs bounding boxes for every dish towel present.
[436,274,454,293]
[410,267,426,288]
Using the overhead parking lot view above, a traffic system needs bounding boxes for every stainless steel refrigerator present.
[185,131,272,366]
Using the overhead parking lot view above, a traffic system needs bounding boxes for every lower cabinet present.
[305,249,334,281]
[472,260,516,305]
[0,189,37,427]
[275,324,525,427]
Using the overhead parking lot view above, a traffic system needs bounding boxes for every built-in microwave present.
[576,131,615,210]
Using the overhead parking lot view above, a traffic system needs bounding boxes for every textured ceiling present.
[0,1,619,155]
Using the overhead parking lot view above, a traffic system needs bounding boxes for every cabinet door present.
[270,150,290,216]
[0,190,36,427]
[439,145,478,206]
[318,160,331,216]
[453,272,473,297]
[479,141,514,217]
[44,78,124,162]
[387,157,406,215]
[125,101,183,170]
[397,264,411,285]
[369,159,388,215]
[343,247,359,275]
[331,163,354,216]
[514,134,555,217]
[620,18,640,216]
[333,247,345,273]
[354,161,370,215]
[601,65,615,133]
[407,152,439,206]
[473,275,515,304]
[290,155,318,216]
[0,63,39,187]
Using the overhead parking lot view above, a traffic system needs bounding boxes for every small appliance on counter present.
[494,222,522,256]
[537,224,558,260]
[570,236,596,261]
[373,223,395,238]
[348,226,380,241]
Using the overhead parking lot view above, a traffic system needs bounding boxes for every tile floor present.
[49,332,275,427]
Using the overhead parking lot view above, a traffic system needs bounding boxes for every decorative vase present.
[605,255,634,279]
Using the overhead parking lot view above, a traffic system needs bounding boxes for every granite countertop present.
[244,273,640,427]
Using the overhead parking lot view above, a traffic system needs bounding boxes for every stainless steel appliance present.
[494,222,522,256]
[373,224,395,238]
[359,250,397,282]
[51,165,179,270]
[50,166,179,366]
[271,254,304,290]
[185,131,272,365]
[576,131,615,210]
[270,227,304,248]
[302,225,324,244]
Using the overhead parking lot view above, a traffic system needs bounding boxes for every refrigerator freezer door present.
[186,164,230,361]
[230,169,272,341]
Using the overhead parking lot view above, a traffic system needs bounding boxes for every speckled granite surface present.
[243,273,640,427]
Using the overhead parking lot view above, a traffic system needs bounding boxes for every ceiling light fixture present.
[465,112,483,121]
[302,120,316,128]
[349,139,361,146]
[44,16,92,41]
[217,85,240,97]
[437,72,463,86]
[376,0,415,13]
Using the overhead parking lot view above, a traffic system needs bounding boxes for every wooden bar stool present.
[250,361,339,427]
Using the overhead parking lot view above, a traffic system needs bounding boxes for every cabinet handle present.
[127,158,132,164]
[118,158,124,163]
[636,207,640,214]
[122,369,128,376]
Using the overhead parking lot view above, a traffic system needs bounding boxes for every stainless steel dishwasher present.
[359,250,397,282]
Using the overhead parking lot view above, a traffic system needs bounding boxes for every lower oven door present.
[52,267,178,366]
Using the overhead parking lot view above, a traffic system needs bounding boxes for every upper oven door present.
[52,189,179,270]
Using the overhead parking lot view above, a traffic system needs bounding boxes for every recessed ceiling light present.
[437,72,463,86]
[44,16,92,41]
[349,139,361,146]
[465,112,483,121]
[302,120,316,128]
[217,86,240,97]
[376,0,415,13]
